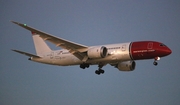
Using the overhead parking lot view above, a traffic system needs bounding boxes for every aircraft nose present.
[164,47,172,56]
[157,46,172,57]
[166,48,172,55]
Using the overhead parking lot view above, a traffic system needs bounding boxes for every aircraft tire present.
[95,70,100,75]
[100,69,105,74]
[153,62,158,66]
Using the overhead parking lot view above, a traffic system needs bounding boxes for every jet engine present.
[87,46,108,59]
[117,61,136,71]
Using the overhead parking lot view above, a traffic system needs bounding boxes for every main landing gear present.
[95,64,105,75]
[153,57,160,66]
[95,69,105,75]
[80,63,89,69]
[80,63,105,75]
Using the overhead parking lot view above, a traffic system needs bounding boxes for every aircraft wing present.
[11,21,89,61]
[12,49,41,58]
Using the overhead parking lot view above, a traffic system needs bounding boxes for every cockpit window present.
[160,43,166,47]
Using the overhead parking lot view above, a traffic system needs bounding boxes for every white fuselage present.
[32,42,132,66]
[11,21,172,75]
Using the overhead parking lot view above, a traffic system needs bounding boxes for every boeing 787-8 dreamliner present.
[11,21,172,75]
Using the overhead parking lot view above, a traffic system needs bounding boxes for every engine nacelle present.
[87,46,108,59]
[117,61,136,71]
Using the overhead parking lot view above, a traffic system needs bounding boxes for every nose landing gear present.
[153,57,160,66]
[153,61,158,66]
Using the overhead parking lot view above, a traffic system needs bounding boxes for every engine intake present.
[117,61,136,71]
[87,46,108,59]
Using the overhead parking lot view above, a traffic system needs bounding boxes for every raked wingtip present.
[10,20,20,24]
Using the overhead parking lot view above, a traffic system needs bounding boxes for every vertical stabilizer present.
[31,32,51,55]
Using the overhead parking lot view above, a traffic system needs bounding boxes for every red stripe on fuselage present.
[130,41,171,60]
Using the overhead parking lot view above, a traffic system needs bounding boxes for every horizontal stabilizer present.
[12,49,41,58]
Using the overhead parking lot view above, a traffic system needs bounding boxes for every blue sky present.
[1,0,180,105]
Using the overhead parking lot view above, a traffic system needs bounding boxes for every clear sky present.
[1,0,180,105]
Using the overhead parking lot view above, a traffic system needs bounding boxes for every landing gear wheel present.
[153,57,160,66]
[99,69,105,74]
[153,62,158,66]
[95,70,100,75]
[95,64,106,75]
[80,63,90,69]
[95,69,105,75]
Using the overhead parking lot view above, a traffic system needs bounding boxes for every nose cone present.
[161,47,172,56]
[167,48,172,55]
[166,47,172,55]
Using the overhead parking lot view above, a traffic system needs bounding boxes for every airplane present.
[11,21,172,75]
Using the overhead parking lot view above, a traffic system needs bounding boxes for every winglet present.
[11,20,28,27]
[10,20,47,35]
[10,20,19,24]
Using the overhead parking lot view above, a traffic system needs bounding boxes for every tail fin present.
[31,32,51,55]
